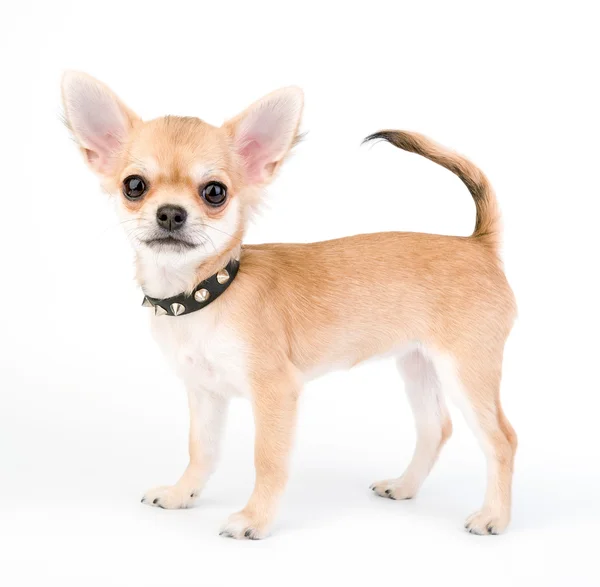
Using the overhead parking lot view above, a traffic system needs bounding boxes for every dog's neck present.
[136,244,242,299]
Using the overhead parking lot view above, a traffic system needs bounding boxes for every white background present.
[1,1,599,585]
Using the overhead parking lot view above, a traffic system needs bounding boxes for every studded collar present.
[142,259,240,317]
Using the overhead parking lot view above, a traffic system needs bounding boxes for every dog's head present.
[61,72,303,277]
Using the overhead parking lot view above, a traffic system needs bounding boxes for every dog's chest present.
[149,309,250,397]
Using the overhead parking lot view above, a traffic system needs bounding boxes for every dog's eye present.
[123,175,147,200]
[201,182,227,207]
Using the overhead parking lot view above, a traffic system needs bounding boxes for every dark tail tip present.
[362,131,396,146]
[362,130,422,155]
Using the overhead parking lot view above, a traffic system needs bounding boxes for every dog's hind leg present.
[431,347,517,535]
[371,349,452,500]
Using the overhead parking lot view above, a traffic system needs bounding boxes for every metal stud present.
[194,288,210,303]
[155,304,168,316]
[216,269,230,284]
[170,302,186,316]
[142,297,153,308]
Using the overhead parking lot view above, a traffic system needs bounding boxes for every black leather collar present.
[142,259,240,317]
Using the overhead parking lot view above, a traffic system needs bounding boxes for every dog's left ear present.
[224,87,303,186]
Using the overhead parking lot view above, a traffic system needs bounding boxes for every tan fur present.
[62,72,517,539]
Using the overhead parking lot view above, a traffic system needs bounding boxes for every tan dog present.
[61,72,517,540]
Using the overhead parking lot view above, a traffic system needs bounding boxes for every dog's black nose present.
[156,205,187,231]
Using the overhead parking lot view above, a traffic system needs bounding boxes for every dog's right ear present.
[61,71,140,176]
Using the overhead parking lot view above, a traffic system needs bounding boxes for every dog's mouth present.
[143,236,197,250]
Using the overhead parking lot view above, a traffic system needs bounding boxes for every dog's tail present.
[363,130,501,251]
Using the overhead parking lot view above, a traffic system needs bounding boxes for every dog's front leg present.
[220,365,300,540]
[142,386,229,509]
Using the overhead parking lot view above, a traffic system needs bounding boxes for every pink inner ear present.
[231,89,302,184]
[239,138,272,184]
[85,132,122,174]
[63,73,130,175]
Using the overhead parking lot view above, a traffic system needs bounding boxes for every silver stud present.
[170,302,186,316]
[142,297,153,308]
[216,269,230,284]
[194,288,210,302]
[154,305,168,316]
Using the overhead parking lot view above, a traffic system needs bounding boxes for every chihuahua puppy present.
[61,72,517,539]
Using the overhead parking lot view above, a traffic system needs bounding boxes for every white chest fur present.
[149,306,251,398]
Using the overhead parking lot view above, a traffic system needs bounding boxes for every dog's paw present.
[219,511,270,540]
[141,485,199,509]
[370,477,418,500]
[464,509,509,535]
